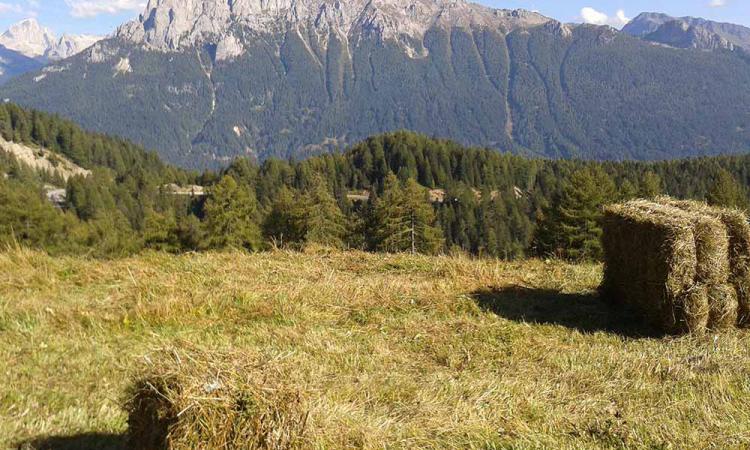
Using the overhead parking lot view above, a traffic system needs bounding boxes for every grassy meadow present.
[1,248,750,449]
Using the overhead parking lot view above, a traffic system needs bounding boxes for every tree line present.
[1,104,749,259]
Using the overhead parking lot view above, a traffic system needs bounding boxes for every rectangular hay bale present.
[602,201,708,334]
[634,198,736,330]
[656,197,750,327]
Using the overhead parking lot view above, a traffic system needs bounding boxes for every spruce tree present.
[262,186,305,247]
[143,208,179,252]
[639,171,663,198]
[536,167,615,260]
[203,175,262,251]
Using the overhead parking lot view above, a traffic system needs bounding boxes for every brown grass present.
[3,248,750,449]
[125,345,308,450]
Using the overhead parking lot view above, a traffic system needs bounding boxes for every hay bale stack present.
[601,201,708,334]
[125,346,308,450]
[602,198,750,333]
[634,199,737,330]
[656,197,750,327]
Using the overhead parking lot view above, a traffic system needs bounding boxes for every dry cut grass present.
[1,247,750,449]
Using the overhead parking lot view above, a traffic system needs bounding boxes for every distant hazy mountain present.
[623,12,750,51]
[45,33,104,60]
[0,19,103,85]
[0,18,103,61]
[0,19,57,59]
[1,1,750,168]
[0,44,43,85]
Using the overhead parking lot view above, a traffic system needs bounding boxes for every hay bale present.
[601,201,707,333]
[633,199,736,330]
[634,199,729,284]
[125,346,309,450]
[680,284,711,333]
[707,284,739,329]
[734,272,750,327]
[656,197,750,327]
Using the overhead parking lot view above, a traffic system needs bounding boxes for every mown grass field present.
[1,248,750,449]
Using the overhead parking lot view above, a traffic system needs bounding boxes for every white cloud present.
[580,7,630,28]
[615,10,630,25]
[580,7,608,26]
[709,0,727,7]
[0,1,37,16]
[65,0,145,18]
[0,2,23,14]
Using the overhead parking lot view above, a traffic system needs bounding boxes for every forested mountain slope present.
[0,103,194,255]
[1,0,749,168]
[3,101,750,261]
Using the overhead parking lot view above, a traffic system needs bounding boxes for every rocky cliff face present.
[115,0,550,58]
[624,12,750,51]
[645,20,734,51]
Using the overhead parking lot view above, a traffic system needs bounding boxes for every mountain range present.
[0,18,103,61]
[623,12,750,51]
[0,19,102,84]
[1,1,749,168]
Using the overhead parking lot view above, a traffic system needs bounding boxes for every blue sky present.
[0,0,748,36]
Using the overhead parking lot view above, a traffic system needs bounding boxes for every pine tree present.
[0,106,12,141]
[375,173,443,254]
[618,179,638,201]
[176,213,204,251]
[707,168,749,210]
[536,167,615,260]
[262,186,305,247]
[203,175,262,251]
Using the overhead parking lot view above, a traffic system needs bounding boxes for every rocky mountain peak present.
[0,19,103,61]
[116,0,551,56]
[47,34,105,60]
[623,12,750,51]
[0,18,57,58]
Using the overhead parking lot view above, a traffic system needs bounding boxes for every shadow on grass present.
[16,433,127,450]
[472,286,662,338]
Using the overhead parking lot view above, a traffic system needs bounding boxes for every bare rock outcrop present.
[116,0,552,58]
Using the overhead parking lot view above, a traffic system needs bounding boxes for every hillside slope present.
[0,102,194,255]
[0,135,91,180]
[1,1,750,167]
[5,118,750,259]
